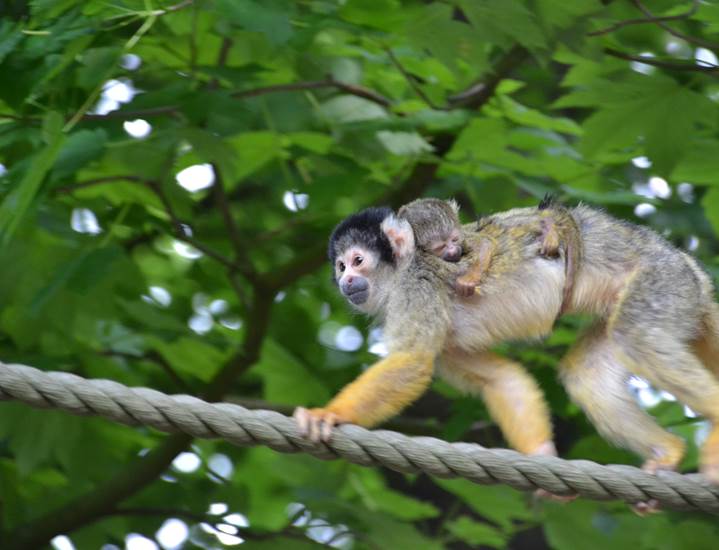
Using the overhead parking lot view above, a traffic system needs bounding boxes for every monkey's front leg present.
[295,351,435,442]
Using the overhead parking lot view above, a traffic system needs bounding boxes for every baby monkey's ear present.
[381,214,415,260]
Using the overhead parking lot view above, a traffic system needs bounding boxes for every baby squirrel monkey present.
[398,196,580,312]
[296,199,719,489]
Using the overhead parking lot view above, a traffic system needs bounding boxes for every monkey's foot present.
[632,499,661,516]
[700,462,719,484]
[700,429,719,484]
[293,407,348,443]
[641,450,681,476]
[530,441,577,502]
[631,456,680,515]
[534,489,577,503]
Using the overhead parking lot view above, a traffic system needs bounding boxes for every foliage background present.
[1,0,719,548]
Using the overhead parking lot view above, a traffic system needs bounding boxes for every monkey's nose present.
[442,246,462,263]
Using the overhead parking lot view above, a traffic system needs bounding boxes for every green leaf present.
[376,130,433,156]
[340,0,405,31]
[702,186,719,236]
[560,74,716,174]
[318,96,388,124]
[406,4,488,71]
[446,516,507,547]
[215,0,294,45]
[448,118,508,162]
[434,479,531,530]
[672,141,719,185]
[0,20,23,64]
[534,0,604,31]
[459,0,547,50]
[350,469,439,521]
[150,337,228,382]
[499,96,582,135]
[51,128,107,180]
[286,132,333,154]
[180,127,238,182]
[226,131,284,186]
[543,500,645,550]
[252,339,330,405]
[0,405,82,475]
[0,111,66,245]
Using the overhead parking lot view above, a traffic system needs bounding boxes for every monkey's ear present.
[447,199,460,215]
[381,214,415,260]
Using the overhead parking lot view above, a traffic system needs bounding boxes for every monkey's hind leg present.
[560,323,686,474]
[607,269,719,484]
[539,217,561,258]
[616,334,719,483]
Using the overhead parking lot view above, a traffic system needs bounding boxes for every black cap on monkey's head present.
[328,207,395,268]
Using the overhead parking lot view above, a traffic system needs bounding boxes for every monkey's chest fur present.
[449,256,565,351]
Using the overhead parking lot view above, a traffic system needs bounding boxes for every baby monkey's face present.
[427,227,463,262]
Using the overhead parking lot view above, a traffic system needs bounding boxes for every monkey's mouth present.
[346,289,369,305]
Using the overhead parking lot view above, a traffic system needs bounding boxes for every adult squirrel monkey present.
[294,199,719,486]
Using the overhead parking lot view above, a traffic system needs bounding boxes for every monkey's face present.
[334,245,376,307]
[428,228,463,262]
[328,207,411,316]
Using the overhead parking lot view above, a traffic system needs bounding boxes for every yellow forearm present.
[325,351,435,427]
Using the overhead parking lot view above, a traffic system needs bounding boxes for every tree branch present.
[587,0,699,36]
[82,79,393,121]
[386,48,443,110]
[53,175,145,194]
[100,350,191,393]
[210,164,247,263]
[604,46,719,72]
[448,45,529,108]
[82,105,179,120]
[631,0,719,50]
[107,506,234,529]
[230,78,393,108]
[144,179,239,270]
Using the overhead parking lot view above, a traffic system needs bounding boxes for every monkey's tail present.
[558,209,582,316]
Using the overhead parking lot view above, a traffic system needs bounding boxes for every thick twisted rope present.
[0,362,717,515]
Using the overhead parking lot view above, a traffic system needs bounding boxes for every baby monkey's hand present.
[454,273,479,297]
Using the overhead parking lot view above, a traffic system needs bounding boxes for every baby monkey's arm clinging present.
[454,237,496,297]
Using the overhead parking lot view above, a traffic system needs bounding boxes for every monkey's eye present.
[451,235,460,243]
[353,255,363,267]
[338,262,346,272]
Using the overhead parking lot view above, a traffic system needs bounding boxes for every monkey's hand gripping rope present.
[0,361,717,515]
